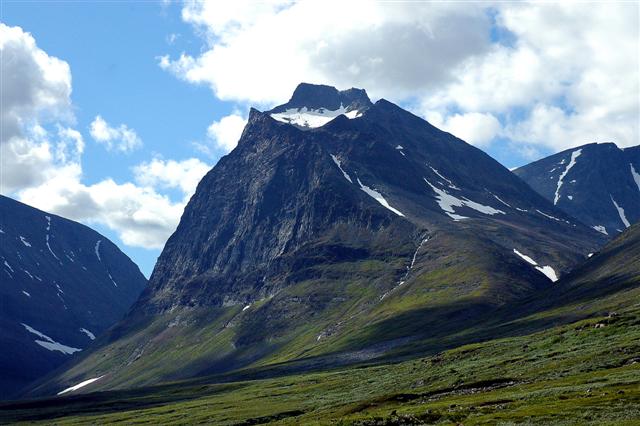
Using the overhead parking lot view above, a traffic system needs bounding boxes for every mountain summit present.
[515,143,640,236]
[268,83,372,129]
[30,84,605,396]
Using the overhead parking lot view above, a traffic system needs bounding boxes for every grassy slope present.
[6,229,638,424]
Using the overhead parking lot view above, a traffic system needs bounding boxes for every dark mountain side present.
[28,84,605,397]
[0,195,147,398]
[515,142,640,236]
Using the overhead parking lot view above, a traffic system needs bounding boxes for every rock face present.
[30,84,606,396]
[515,143,640,236]
[0,195,147,398]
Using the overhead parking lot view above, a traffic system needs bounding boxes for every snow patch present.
[20,236,31,247]
[424,179,504,220]
[610,196,631,228]
[22,291,31,297]
[79,328,96,340]
[592,225,608,235]
[58,376,104,395]
[357,178,405,217]
[513,249,558,282]
[588,253,594,258]
[554,149,582,205]
[395,145,404,150]
[330,154,352,183]
[22,323,81,355]
[242,304,251,312]
[4,260,14,273]
[271,105,362,128]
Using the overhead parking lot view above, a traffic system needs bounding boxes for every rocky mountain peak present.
[268,83,372,129]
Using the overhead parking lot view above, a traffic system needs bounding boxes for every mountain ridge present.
[0,195,147,398]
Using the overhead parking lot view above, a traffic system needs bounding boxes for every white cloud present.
[89,115,142,153]
[0,23,209,250]
[160,1,492,105]
[419,2,639,150]
[426,111,502,147]
[0,23,74,194]
[164,2,639,153]
[133,157,211,196]
[205,113,247,152]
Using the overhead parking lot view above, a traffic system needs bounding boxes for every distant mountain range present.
[27,83,612,397]
[515,143,640,236]
[0,195,147,398]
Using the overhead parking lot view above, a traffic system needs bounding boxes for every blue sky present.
[2,2,638,277]
[2,1,230,275]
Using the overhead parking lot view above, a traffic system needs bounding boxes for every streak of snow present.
[610,196,631,228]
[424,179,504,220]
[357,178,405,217]
[23,269,34,280]
[513,249,558,282]
[536,209,563,222]
[79,328,96,340]
[395,145,404,150]
[94,240,102,261]
[428,166,459,190]
[513,249,537,265]
[492,194,511,208]
[107,273,118,287]
[45,234,60,262]
[20,236,31,247]
[22,323,81,355]
[381,236,430,300]
[592,225,608,235]
[22,291,31,297]
[4,260,14,273]
[554,149,582,204]
[242,305,251,312]
[330,154,352,183]
[631,164,640,192]
[58,376,104,395]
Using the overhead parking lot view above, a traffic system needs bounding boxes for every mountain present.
[0,195,147,398]
[5,225,638,424]
[27,83,606,396]
[514,143,640,236]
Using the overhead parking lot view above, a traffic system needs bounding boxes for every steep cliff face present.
[0,195,147,398]
[515,142,640,236]
[30,84,605,396]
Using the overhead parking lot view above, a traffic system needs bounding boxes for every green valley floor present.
[1,305,638,425]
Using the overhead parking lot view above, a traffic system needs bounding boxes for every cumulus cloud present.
[163,2,639,153]
[205,113,247,152]
[1,23,210,250]
[89,115,142,153]
[160,1,492,105]
[0,23,75,194]
[133,157,211,196]
[426,111,502,147]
